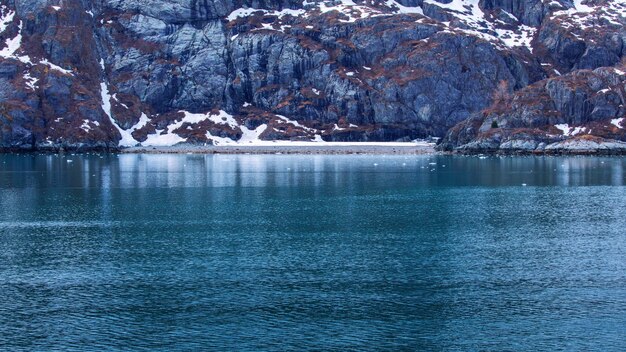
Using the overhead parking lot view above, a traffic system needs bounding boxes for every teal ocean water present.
[1,154,625,351]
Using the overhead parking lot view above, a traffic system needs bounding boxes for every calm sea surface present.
[0,154,625,351]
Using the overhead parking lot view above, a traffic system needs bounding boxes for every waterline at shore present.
[121,141,437,155]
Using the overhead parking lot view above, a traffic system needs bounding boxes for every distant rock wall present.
[0,0,624,151]
[438,66,626,153]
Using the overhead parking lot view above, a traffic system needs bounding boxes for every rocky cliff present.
[438,65,626,153]
[0,0,623,151]
[438,0,626,154]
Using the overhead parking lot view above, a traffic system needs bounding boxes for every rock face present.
[439,0,626,154]
[438,65,626,154]
[0,0,624,151]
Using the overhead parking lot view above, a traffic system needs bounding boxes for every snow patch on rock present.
[102,82,141,147]
[0,6,15,33]
[227,8,306,21]
[227,0,423,25]
[0,20,22,58]
[40,59,73,75]
[611,117,624,129]
[555,123,586,136]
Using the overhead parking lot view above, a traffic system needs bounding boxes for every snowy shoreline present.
[120,142,437,155]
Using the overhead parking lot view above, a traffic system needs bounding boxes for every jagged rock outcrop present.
[0,0,624,151]
[438,65,626,154]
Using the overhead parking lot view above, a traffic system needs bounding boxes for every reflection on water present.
[0,154,625,351]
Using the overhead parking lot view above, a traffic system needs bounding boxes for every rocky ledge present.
[438,64,626,154]
[0,0,625,152]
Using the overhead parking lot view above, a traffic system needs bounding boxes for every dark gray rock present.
[0,0,625,151]
[439,66,626,154]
